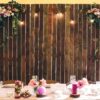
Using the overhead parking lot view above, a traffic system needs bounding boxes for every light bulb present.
[70,20,75,25]
[56,12,63,18]
[34,13,38,17]
[19,21,24,26]
[90,19,94,23]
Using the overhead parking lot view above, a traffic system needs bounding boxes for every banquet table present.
[0,83,100,100]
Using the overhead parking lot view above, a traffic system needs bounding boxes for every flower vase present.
[72,83,77,94]
[15,80,22,98]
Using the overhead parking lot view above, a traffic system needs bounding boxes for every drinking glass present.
[0,81,3,88]
[32,75,38,82]
[70,75,76,84]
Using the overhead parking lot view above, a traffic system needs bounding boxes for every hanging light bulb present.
[34,13,38,17]
[90,19,94,23]
[56,12,63,18]
[70,20,75,25]
[19,21,24,26]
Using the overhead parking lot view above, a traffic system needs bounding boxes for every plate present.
[36,94,47,97]
[70,94,80,98]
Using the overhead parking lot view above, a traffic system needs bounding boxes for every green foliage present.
[0,1,25,47]
[86,7,100,28]
[0,1,24,28]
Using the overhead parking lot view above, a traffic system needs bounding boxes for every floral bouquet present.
[87,7,100,28]
[87,8,100,18]
[77,78,89,88]
[39,79,47,87]
[36,86,47,97]
[28,79,38,92]
[36,80,47,97]
[28,79,37,87]
[15,80,22,98]
[0,1,25,28]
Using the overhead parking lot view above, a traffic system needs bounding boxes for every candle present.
[72,83,77,94]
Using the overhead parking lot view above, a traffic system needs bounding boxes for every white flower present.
[1,8,6,14]
[94,11,100,16]
[11,13,14,16]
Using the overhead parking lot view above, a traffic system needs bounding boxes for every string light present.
[56,12,63,18]
[19,21,24,26]
[70,20,75,25]
[34,13,38,17]
[90,19,94,23]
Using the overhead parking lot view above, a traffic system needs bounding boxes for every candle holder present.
[70,83,80,98]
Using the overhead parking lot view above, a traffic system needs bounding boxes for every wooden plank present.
[56,9,61,82]
[42,5,48,79]
[60,5,65,83]
[4,18,9,80]
[87,5,93,81]
[77,5,82,80]
[34,5,39,78]
[8,17,13,80]
[21,5,26,83]
[25,5,30,84]
[74,4,79,79]
[38,5,43,79]
[82,5,88,78]
[17,9,22,81]
[29,5,35,80]
[64,5,70,82]
[70,5,74,76]
[0,26,3,80]
[52,5,57,81]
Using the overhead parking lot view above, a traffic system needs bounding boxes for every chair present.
[46,80,57,84]
[3,80,15,84]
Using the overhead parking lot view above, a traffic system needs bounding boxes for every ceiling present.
[0,0,100,4]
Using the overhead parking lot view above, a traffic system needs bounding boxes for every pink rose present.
[28,79,37,87]
[77,80,84,88]
[77,78,88,88]
[15,80,22,87]
[39,79,47,86]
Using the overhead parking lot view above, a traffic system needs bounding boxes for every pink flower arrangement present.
[0,0,25,17]
[0,6,19,17]
[28,79,37,87]
[15,80,22,98]
[87,8,100,18]
[15,80,22,87]
[0,2,25,29]
[39,79,47,87]
[77,78,89,88]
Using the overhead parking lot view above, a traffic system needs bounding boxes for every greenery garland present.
[0,0,25,47]
[87,7,100,28]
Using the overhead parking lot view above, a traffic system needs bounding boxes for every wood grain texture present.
[0,4,100,83]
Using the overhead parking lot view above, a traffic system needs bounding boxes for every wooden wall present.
[0,4,100,84]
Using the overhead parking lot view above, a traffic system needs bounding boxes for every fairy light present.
[90,19,94,23]
[56,12,63,18]
[19,21,24,26]
[34,13,38,17]
[70,20,75,25]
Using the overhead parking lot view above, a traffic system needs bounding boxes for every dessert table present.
[0,83,100,100]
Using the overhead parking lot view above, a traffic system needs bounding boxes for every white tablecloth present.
[0,83,100,100]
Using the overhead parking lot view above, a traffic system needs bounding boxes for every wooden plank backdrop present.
[0,4,100,84]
